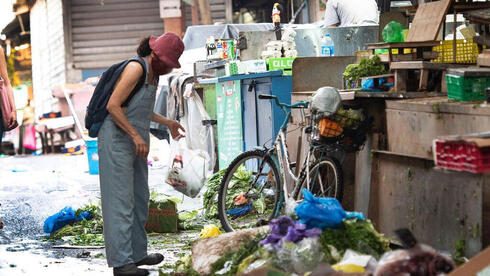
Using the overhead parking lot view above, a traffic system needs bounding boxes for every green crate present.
[266,57,295,76]
[446,74,488,102]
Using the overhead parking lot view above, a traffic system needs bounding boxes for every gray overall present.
[98,63,156,268]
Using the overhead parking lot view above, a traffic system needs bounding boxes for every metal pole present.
[289,0,307,24]
[453,9,457,63]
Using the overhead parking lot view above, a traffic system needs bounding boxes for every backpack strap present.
[121,56,147,107]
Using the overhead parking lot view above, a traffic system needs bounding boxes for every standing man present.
[324,0,379,27]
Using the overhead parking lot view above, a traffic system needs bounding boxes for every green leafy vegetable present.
[210,232,268,276]
[320,218,390,262]
[343,56,388,88]
[44,204,104,246]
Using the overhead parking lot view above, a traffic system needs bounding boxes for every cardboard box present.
[145,199,178,233]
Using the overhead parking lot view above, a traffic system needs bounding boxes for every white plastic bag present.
[310,86,341,116]
[166,138,211,198]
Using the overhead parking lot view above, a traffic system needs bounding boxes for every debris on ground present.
[191,227,269,275]
[202,169,226,220]
[43,204,104,246]
[199,224,222,239]
[178,210,204,231]
[320,218,391,263]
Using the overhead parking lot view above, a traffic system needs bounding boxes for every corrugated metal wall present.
[30,0,67,117]
[210,0,226,23]
[69,0,164,69]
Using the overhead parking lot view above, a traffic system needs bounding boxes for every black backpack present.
[85,57,146,138]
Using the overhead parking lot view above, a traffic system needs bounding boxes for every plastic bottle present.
[320,34,335,57]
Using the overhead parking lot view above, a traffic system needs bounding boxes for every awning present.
[1,12,30,45]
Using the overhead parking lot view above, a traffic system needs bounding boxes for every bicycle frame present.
[256,96,310,213]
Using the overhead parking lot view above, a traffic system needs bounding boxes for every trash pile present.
[202,168,254,221]
[43,204,104,246]
[163,189,457,276]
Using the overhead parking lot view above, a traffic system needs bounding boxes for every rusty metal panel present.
[292,57,357,92]
[369,152,487,257]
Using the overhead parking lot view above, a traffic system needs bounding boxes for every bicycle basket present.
[318,118,343,138]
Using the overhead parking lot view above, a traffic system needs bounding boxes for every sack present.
[84,57,146,138]
[23,124,37,150]
[295,189,365,229]
[166,138,211,198]
[0,77,18,131]
[310,86,341,117]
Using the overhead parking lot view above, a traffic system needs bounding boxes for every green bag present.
[145,199,178,233]
[382,21,405,43]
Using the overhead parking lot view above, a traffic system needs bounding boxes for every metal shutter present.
[69,0,164,69]
[210,0,226,23]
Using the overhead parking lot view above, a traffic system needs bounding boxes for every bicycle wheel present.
[218,150,281,232]
[295,156,343,202]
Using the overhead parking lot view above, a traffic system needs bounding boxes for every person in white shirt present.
[324,0,379,27]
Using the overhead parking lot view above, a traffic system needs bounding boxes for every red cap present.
[149,33,184,69]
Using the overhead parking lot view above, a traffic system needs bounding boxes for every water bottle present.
[320,34,335,57]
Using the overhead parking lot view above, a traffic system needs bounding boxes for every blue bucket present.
[86,140,99,175]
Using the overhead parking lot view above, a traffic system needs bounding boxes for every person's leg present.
[131,156,150,263]
[98,126,137,268]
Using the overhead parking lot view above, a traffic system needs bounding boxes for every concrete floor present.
[0,153,202,276]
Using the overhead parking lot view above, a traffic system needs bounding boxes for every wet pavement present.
[0,153,202,276]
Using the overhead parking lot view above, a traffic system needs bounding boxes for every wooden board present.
[389,61,464,70]
[369,152,487,257]
[386,103,490,159]
[406,0,451,42]
[367,41,439,50]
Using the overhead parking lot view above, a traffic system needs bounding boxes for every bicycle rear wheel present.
[295,156,343,201]
[218,150,281,232]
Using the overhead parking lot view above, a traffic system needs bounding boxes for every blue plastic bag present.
[295,189,364,229]
[43,207,93,234]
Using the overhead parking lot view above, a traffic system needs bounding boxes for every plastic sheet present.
[295,189,365,229]
[310,87,341,117]
[273,237,325,274]
[43,207,92,234]
[382,21,405,43]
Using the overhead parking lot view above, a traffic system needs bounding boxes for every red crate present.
[434,139,490,173]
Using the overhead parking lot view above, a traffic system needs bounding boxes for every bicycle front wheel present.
[295,156,343,201]
[218,150,281,232]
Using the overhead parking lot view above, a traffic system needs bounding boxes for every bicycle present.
[217,92,370,232]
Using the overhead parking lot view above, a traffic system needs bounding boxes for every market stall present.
[165,0,490,274]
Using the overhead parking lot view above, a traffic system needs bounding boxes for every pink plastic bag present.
[23,124,37,150]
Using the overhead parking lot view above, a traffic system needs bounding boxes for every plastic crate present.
[434,140,490,173]
[432,39,479,64]
[446,74,488,101]
[266,57,295,75]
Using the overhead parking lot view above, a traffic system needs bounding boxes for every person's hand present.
[132,135,149,158]
[168,120,185,140]
[7,111,17,129]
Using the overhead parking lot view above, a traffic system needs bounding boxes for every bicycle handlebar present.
[258,94,308,109]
